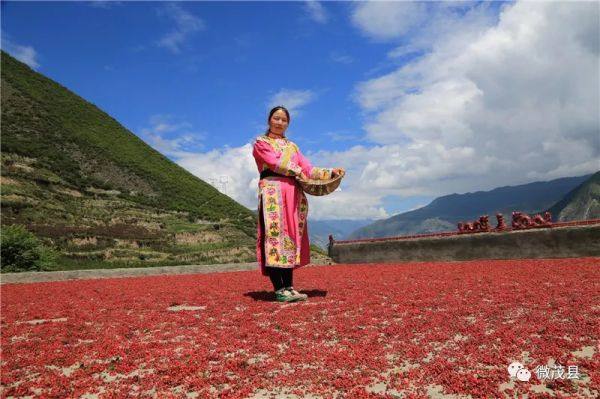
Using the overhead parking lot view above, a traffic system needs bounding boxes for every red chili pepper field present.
[1,258,599,398]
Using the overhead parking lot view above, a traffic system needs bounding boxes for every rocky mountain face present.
[546,172,600,221]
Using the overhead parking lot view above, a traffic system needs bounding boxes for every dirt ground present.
[0,259,334,285]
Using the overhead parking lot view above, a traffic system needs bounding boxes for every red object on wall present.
[495,213,506,231]
[458,211,555,233]
[458,215,490,233]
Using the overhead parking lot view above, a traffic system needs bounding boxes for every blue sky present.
[2,1,598,220]
[3,1,392,151]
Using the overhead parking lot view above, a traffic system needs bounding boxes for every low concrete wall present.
[330,224,600,264]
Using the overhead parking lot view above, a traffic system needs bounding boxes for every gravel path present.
[0,261,332,285]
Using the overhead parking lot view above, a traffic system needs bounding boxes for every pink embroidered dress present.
[253,135,333,277]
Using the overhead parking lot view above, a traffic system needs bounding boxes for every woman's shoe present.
[286,287,308,301]
[275,288,300,302]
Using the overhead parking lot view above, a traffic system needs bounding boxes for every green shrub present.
[310,244,326,255]
[1,224,57,272]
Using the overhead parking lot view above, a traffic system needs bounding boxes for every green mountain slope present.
[348,174,594,239]
[1,51,256,271]
[546,172,600,221]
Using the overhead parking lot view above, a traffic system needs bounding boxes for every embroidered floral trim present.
[296,193,309,264]
[260,181,296,267]
[276,149,301,176]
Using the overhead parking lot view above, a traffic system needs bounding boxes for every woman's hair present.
[266,105,290,134]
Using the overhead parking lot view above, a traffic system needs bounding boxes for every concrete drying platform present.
[330,223,600,264]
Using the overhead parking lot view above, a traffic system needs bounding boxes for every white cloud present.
[390,2,498,57]
[325,131,360,142]
[351,1,428,41]
[330,51,354,64]
[2,36,40,69]
[138,115,387,219]
[175,142,389,220]
[342,0,599,201]
[145,1,599,221]
[156,3,205,54]
[139,114,204,158]
[176,143,260,209]
[88,1,121,9]
[138,116,258,210]
[267,89,316,116]
[304,1,328,24]
[309,189,388,220]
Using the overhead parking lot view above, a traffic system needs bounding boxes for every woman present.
[253,106,344,302]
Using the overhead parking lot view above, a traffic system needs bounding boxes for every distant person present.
[252,106,344,302]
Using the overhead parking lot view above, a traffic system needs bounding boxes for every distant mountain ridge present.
[308,219,375,248]
[1,51,256,270]
[348,173,595,239]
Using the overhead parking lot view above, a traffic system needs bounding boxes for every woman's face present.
[269,109,289,136]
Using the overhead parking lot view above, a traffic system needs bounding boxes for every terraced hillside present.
[1,51,257,270]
